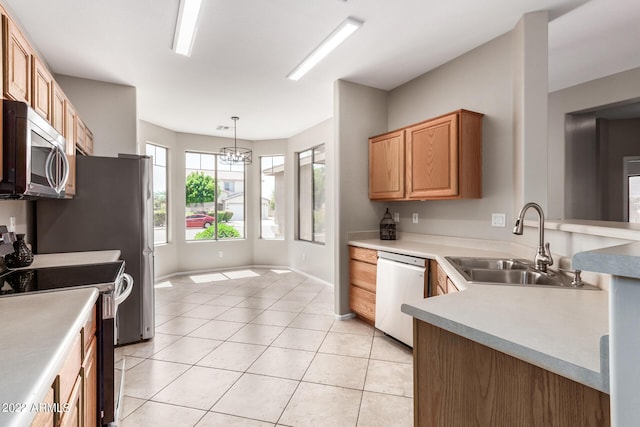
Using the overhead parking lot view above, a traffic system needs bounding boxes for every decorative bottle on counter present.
[379,208,396,240]
[4,234,34,268]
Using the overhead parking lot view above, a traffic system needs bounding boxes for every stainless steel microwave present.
[0,100,69,199]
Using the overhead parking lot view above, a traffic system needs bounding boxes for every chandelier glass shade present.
[220,116,252,165]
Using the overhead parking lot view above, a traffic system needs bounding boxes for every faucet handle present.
[544,242,554,267]
[558,268,583,287]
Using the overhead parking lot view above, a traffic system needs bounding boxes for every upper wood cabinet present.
[32,55,54,122]
[2,14,32,103]
[64,101,77,197]
[52,81,66,135]
[369,129,405,200]
[368,109,483,201]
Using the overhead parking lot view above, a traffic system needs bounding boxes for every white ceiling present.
[3,0,640,140]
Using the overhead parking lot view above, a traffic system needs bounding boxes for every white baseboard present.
[334,312,356,321]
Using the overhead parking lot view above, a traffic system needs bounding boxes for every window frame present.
[297,144,325,245]
[185,150,246,241]
[259,155,285,240]
[146,143,169,245]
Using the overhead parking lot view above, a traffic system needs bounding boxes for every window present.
[185,151,245,240]
[146,143,168,245]
[297,145,325,243]
[260,155,285,239]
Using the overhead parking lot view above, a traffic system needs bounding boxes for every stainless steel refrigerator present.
[35,154,155,345]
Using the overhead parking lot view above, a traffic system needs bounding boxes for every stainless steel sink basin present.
[445,256,599,290]
[464,269,558,286]
[446,257,531,270]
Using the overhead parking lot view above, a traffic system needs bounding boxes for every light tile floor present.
[115,268,413,427]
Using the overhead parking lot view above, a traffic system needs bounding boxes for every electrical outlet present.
[218,251,224,258]
[9,216,15,232]
[412,213,419,224]
[393,212,400,223]
[302,253,307,261]
[491,213,506,227]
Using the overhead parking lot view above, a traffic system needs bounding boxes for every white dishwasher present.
[375,251,426,347]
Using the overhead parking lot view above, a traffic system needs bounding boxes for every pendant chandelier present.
[220,116,252,165]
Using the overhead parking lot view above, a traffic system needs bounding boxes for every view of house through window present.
[260,156,285,239]
[185,151,245,240]
[298,145,326,244]
[146,143,168,245]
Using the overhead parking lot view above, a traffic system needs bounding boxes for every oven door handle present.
[115,273,134,307]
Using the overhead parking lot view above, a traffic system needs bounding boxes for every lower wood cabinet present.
[429,260,459,296]
[413,320,610,426]
[349,246,377,325]
[31,304,97,427]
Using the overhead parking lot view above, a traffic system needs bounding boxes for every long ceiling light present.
[287,17,363,81]
[173,0,203,56]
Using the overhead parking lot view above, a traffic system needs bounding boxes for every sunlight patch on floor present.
[189,273,228,283]
[154,281,174,289]
[223,270,260,279]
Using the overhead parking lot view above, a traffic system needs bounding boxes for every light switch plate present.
[393,212,400,223]
[412,213,419,224]
[491,213,506,227]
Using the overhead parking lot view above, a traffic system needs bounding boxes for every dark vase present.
[4,234,34,268]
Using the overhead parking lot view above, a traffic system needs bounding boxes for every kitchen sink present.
[445,257,532,270]
[445,256,599,289]
[464,269,558,286]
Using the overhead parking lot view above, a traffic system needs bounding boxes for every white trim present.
[334,313,356,321]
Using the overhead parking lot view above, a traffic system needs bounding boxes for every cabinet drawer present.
[350,260,377,293]
[350,286,375,323]
[58,333,82,405]
[349,246,377,264]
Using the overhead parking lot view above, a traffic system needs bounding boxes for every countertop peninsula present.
[348,235,610,393]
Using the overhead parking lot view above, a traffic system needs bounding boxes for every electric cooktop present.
[0,261,125,296]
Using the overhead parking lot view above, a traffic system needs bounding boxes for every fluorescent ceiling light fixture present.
[173,0,202,56]
[287,17,363,81]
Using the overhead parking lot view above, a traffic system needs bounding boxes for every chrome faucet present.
[513,202,553,272]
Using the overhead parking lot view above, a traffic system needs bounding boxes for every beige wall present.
[55,75,138,157]
[385,31,516,241]
[334,80,388,315]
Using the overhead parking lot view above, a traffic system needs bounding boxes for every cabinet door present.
[31,56,53,122]
[406,113,459,199]
[85,128,94,155]
[30,387,54,427]
[59,376,82,427]
[51,82,66,135]
[83,337,98,427]
[3,15,32,103]
[75,118,86,153]
[64,102,77,196]
[369,130,405,200]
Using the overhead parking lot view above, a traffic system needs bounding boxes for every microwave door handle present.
[57,147,70,193]
[44,149,57,190]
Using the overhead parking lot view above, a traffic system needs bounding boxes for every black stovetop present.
[0,261,125,296]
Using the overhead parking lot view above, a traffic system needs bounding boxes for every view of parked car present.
[185,214,215,228]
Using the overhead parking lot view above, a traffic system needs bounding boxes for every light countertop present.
[349,237,610,393]
[23,250,121,269]
[0,288,99,427]
[573,241,640,279]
